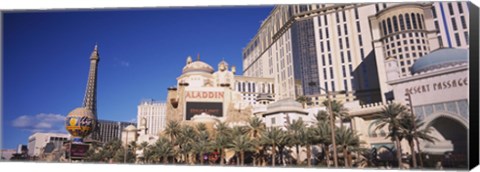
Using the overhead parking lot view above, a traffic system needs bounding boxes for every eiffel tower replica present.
[83,44,100,143]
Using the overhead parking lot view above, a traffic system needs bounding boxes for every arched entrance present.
[423,114,468,168]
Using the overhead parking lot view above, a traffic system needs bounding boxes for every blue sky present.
[2,6,273,149]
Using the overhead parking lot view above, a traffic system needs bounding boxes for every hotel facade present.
[242,2,469,105]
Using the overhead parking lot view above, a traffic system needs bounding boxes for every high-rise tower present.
[82,44,100,117]
[65,44,100,143]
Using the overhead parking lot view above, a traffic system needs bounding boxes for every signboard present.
[70,143,90,159]
[186,102,223,120]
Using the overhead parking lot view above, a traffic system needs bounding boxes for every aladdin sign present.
[186,91,224,100]
[405,77,468,95]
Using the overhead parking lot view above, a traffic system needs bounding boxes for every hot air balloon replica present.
[65,44,100,160]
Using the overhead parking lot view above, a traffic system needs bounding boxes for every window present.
[341,51,345,63]
[387,18,393,34]
[327,40,331,51]
[358,35,363,46]
[324,15,328,25]
[399,14,405,30]
[432,6,437,18]
[271,118,276,124]
[454,32,461,46]
[405,46,409,51]
[336,12,340,23]
[322,54,326,66]
[411,13,417,29]
[398,48,402,53]
[325,28,329,38]
[342,66,347,77]
[344,80,348,92]
[458,2,464,14]
[318,15,322,27]
[434,20,439,30]
[375,4,379,12]
[393,16,398,32]
[460,16,467,29]
[356,21,361,33]
[355,7,359,19]
[320,42,324,52]
[324,82,329,92]
[412,53,417,57]
[417,14,423,29]
[349,64,353,75]
[360,48,364,59]
[416,39,420,44]
[319,29,323,39]
[404,40,407,44]
[344,24,348,35]
[383,3,387,9]
[406,53,410,58]
[331,81,336,92]
[464,31,469,45]
[438,35,443,47]
[448,3,454,15]
[328,54,332,65]
[411,46,415,50]
[382,20,388,36]
[323,68,327,79]
[452,17,458,31]
[338,25,342,36]
[405,13,411,29]
[347,51,351,62]
[330,67,334,79]
[342,10,346,22]
[339,38,343,49]
[399,54,404,59]
[346,37,350,48]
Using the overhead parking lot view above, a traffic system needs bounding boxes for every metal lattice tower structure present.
[82,44,100,118]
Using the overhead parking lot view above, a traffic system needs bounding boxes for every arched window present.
[393,16,398,32]
[417,13,423,29]
[382,20,387,36]
[399,14,405,31]
[405,13,411,29]
[411,13,417,29]
[387,18,393,34]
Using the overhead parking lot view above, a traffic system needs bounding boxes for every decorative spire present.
[197,53,200,61]
[90,43,99,61]
[83,44,100,118]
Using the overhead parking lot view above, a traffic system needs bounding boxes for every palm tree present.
[296,96,310,108]
[213,121,231,165]
[299,127,316,167]
[164,120,181,144]
[155,136,174,164]
[139,141,149,163]
[312,119,333,167]
[260,127,283,167]
[399,116,438,168]
[247,117,265,166]
[374,103,409,169]
[177,125,196,164]
[228,134,255,166]
[335,127,364,167]
[286,118,305,165]
[322,100,349,126]
[194,123,211,165]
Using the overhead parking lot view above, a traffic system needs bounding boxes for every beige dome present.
[67,107,95,118]
[124,124,137,131]
[182,60,214,74]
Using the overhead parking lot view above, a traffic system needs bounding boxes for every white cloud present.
[114,58,130,67]
[120,61,130,67]
[11,113,67,133]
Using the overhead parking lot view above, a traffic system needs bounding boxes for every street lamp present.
[123,125,140,164]
[319,87,338,168]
